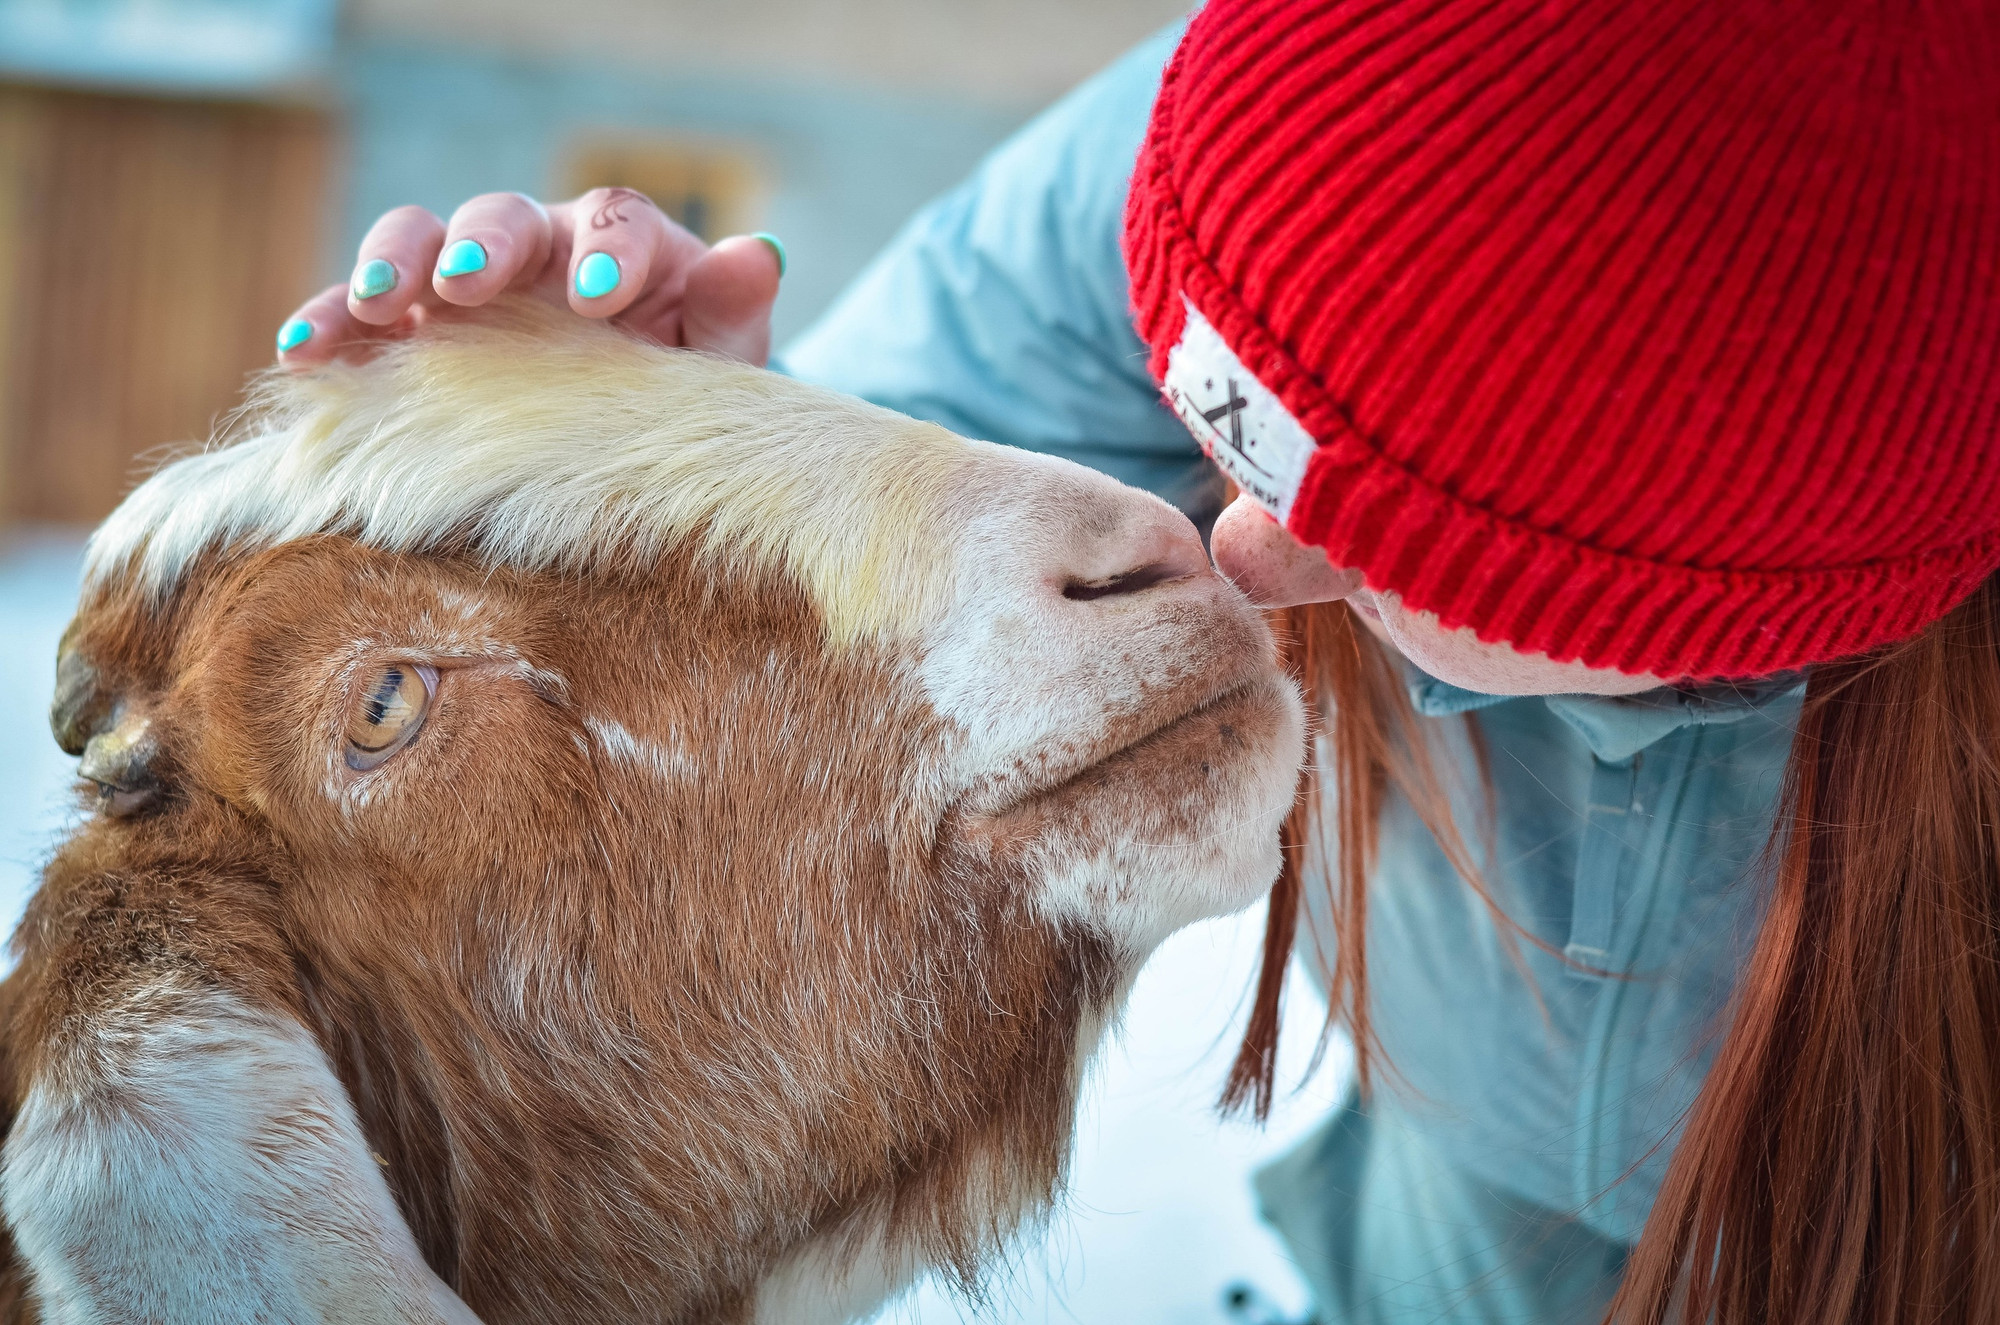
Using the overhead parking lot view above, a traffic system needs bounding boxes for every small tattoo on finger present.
[590,187,654,230]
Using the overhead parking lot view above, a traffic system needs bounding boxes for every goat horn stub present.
[51,648,163,818]
[50,645,109,757]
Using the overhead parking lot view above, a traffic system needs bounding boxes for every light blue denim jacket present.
[781,28,1804,1323]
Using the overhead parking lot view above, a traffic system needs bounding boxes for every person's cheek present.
[1369,593,1669,696]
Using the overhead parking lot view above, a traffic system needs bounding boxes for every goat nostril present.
[1062,560,1187,602]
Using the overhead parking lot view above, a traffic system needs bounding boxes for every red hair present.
[1228,574,2000,1322]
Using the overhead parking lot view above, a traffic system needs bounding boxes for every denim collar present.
[1406,668,1809,765]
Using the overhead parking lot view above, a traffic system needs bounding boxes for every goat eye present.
[344,664,436,770]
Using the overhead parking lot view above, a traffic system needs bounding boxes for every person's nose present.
[1210,494,1364,607]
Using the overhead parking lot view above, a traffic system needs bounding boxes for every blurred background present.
[0,1,1346,1320]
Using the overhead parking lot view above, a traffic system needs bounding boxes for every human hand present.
[274,189,785,367]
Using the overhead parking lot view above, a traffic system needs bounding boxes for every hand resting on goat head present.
[0,307,1303,1324]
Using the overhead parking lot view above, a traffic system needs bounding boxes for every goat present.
[0,308,1303,1324]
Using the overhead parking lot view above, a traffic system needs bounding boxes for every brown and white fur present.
[0,308,1303,1324]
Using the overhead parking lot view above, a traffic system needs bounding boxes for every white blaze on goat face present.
[920,443,1300,950]
[12,306,1305,1325]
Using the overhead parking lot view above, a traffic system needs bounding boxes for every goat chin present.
[0,308,1304,1325]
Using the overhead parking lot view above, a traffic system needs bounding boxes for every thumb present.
[681,234,784,365]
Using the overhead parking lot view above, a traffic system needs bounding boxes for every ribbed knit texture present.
[1125,0,2000,679]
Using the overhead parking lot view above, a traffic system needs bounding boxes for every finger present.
[432,192,553,306]
[278,283,386,368]
[680,234,784,365]
[565,187,702,320]
[346,206,447,327]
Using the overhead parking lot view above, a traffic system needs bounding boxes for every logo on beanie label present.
[1163,298,1315,523]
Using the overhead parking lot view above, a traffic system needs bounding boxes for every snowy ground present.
[0,529,1345,1325]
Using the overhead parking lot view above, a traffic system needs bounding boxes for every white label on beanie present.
[1162,297,1316,524]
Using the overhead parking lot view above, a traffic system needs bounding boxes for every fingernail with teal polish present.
[276,318,312,352]
[437,238,488,279]
[352,258,397,300]
[575,251,620,299]
[752,232,787,279]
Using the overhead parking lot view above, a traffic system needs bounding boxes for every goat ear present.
[5,972,486,1325]
[51,637,164,818]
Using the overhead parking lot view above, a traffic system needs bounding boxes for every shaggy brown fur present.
[0,540,1128,1322]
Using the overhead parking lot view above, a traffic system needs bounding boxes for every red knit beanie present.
[1125,0,2000,679]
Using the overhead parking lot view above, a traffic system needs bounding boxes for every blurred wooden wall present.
[0,86,331,525]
